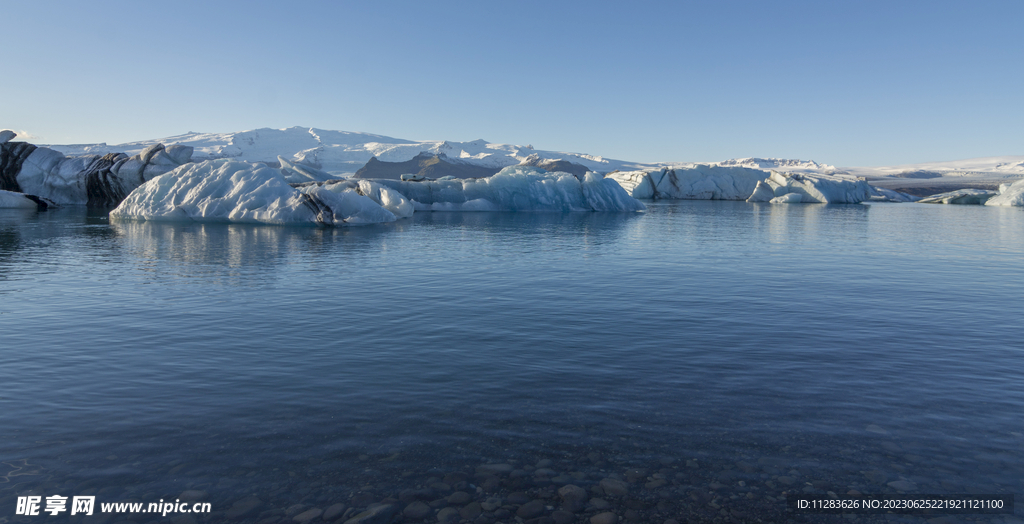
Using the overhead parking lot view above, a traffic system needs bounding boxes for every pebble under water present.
[1,201,1022,524]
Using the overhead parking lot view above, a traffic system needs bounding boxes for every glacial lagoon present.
[1,201,1022,523]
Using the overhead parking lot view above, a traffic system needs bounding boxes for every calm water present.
[1,202,1022,523]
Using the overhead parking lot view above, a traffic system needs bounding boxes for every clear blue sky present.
[2,0,1021,166]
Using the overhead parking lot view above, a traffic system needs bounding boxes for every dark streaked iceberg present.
[1,131,192,206]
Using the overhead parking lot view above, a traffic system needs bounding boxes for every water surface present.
[1,202,1022,523]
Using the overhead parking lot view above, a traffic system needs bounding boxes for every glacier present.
[985,179,1024,207]
[111,163,645,226]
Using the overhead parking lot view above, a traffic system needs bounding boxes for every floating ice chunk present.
[607,166,767,200]
[746,180,776,202]
[111,160,398,226]
[0,189,39,208]
[581,172,647,211]
[868,186,920,202]
[0,130,15,144]
[770,192,805,204]
[918,189,998,205]
[607,170,656,199]
[760,171,872,204]
[374,166,644,212]
[985,178,1024,206]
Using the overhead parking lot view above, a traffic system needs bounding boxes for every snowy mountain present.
[44,126,653,176]
[714,158,843,175]
[37,126,1024,194]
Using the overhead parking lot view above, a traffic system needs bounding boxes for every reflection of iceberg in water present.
[0,210,37,273]
[412,210,643,250]
[107,211,642,280]
[748,200,870,245]
[108,220,411,279]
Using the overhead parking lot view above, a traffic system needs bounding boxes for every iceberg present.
[0,189,41,209]
[2,132,192,206]
[984,179,1024,206]
[746,180,776,203]
[373,166,645,212]
[606,166,767,200]
[919,189,999,205]
[111,163,642,226]
[745,171,872,204]
[769,193,804,204]
[111,160,400,226]
[605,165,873,204]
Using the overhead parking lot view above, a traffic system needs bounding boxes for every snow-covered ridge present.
[715,158,842,174]
[45,126,654,176]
